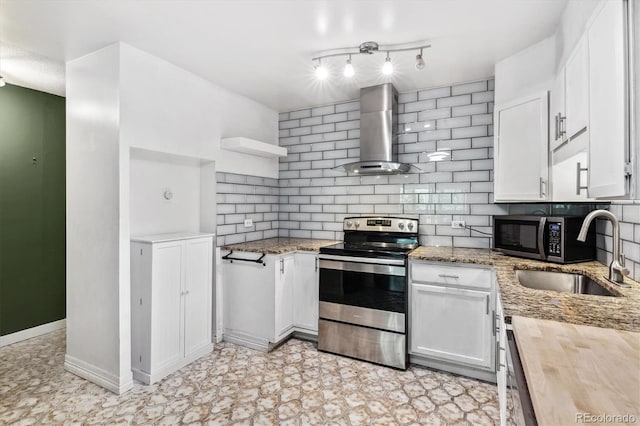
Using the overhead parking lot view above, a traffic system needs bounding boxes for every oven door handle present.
[319,259,406,277]
[318,254,405,266]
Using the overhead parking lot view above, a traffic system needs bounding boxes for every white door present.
[151,242,184,369]
[410,283,492,369]
[183,237,213,356]
[494,92,549,201]
[275,255,295,340]
[293,253,319,333]
[549,69,566,151]
[552,150,592,201]
[587,0,629,198]
[565,35,589,139]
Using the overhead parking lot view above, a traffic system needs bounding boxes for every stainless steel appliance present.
[318,216,419,369]
[506,329,537,425]
[336,84,411,175]
[493,215,595,263]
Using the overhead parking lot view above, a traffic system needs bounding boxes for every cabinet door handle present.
[558,113,566,138]
[280,258,284,274]
[554,113,560,141]
[492,311,497,336]
[539,177,546,198]
[438,274,459,279]
[485,295,490,315]
[575,162,588,195]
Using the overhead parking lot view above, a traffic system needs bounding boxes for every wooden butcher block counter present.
[511,316,640,425]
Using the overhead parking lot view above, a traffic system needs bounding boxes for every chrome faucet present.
[577,209,630,286]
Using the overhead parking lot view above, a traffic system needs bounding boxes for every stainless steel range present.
[318,216,419,369]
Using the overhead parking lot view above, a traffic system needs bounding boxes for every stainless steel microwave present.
[493,215,596,264]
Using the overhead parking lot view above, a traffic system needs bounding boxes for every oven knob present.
[408,222,414,231]
[398,222,405,230]
[346,220,353,228]
[355,221,360,229]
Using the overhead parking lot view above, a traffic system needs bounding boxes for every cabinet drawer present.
[410,262,492,289]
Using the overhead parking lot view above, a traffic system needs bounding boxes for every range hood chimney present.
[339,83,411,175]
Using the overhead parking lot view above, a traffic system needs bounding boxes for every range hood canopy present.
[335,83,413,175]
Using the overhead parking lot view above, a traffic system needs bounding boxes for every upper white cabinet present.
[494,92,549,202]
[549,69,566,150]
[564,36,590,140]
[587,0,630,198]
[552,150,592,201]
[130,233,214,385]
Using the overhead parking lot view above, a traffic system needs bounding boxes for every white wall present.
[130,149,202,236]
[494,36,556,105]
[66,42,278,393]
[65,43,133,394]
[119,44,280,179]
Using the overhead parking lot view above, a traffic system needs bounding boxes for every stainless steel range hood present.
[338,83,411,175]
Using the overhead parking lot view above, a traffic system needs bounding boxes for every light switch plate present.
[244,219,253,228]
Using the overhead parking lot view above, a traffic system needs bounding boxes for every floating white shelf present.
[220,137,287,158]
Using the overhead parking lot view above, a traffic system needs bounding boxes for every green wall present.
[0,84,66,336]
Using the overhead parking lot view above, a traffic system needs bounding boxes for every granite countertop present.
[409,246,640,332]
[221,237,339,254]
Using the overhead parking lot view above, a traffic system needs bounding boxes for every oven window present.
[319,268,406,313]
[495,221,539,253]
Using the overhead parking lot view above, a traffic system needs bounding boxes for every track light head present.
[344,57,354,78]
[415,54,426,71]
[382,53,393,75]
[314,61,328,80]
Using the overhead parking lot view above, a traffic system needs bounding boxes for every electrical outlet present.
[243,219,253,228]
[451,220,466,229]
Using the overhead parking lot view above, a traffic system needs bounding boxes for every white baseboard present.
[132,343,213,385]
[0,319,66,347]
[410,354,497,383]
[64,355,134,395]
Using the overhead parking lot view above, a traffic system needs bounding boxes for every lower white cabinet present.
[130,233,214,385]
[293,252,319,334]
[223,251,318,351]
[409,261,495,380]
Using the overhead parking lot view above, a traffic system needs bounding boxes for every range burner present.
[317,216,419,370]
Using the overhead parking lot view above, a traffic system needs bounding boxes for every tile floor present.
[0,330,505,425]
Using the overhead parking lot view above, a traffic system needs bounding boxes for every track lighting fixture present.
[344,55,354,78]
[415,48,426,70]
[382,52,393,75]
[312,40,431,81]
[314,59,328,80]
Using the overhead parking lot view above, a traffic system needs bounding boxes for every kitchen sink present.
[515,270,617,297]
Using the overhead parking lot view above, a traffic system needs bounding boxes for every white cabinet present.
[222,252,296,351]
[587,0,630,198]
[275,255,295,341]
[494,91,549,202]
[549,70,566,151]
[293,252,319,334]
[130,233,213,385]
[409,261,495,378]
[564,36,590,140]
[552,149,593,201]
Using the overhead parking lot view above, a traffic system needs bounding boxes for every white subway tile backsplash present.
[418,86,451,100]
[335,101,360,113]
[437,95,471,108]
[289,109,311,119]
[312,105,335,116]
[452,81,487,95]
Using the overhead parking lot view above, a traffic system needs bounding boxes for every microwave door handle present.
[537,217,547,259]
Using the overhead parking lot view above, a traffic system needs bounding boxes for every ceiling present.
[0,0,568,112]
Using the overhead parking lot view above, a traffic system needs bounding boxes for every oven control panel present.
[344,216,418,233]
